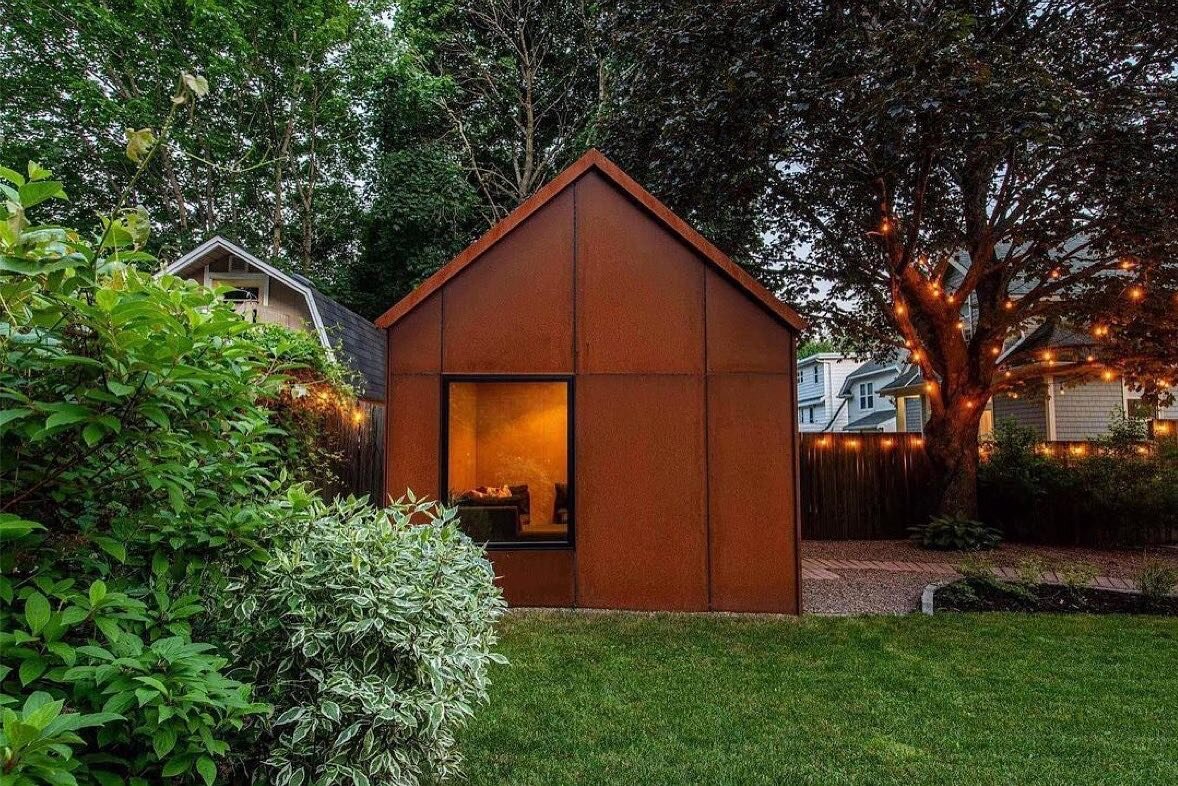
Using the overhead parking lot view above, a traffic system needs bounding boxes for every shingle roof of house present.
[844,410,898,430]
[878,365,924,396]
[161,236,385,401]
[1000,320,1095,367]
[837,356,903,398]
[308,289,385,401]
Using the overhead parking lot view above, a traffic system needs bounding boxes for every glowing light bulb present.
[1128,286,1145,301]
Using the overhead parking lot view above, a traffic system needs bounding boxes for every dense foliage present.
[979,419,1178,545]
[223,492,506,786]
[1,158,503,785]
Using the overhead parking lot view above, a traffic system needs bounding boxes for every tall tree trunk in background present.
[270,115,295,257]
[922,404,984,518]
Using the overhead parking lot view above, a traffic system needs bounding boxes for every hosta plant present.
[910,514,1002,551]
[225,490,507,786]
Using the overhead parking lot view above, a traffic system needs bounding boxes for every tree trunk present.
[922,405,983,519]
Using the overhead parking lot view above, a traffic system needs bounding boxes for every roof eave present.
[374,150,807,333]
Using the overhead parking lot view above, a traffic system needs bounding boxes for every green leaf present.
[196,755,216,786]
[0,164,26,186]
[321,700,341,723]
[45,404,92,429]
[152,725,177,758]
[27,161,51,181]
[83,421,106,447]
[0,514,45,539]
[0,407,33,429]
[25,591,51,634]
[94,537,127,563]
[124,128,156,163]
[19,656,47,686]
[18,180,67,208]
[89,580,108,607]
[161,756,191,777]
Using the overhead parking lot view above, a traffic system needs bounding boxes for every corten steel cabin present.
[376,150,807,613]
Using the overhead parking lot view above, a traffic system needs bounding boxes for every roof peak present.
[374,149,805,332]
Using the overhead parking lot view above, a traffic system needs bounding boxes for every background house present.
[992,321,1178,440]
[796,353,860,432]
[836,358,903,432]
[160,236,386,402]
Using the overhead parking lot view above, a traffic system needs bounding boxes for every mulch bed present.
[935,577,1178,615]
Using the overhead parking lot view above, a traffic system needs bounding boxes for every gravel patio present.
[802,539,1178,615]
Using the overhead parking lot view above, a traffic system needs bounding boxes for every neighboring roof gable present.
[374,149,806,332]
[837,357,904,398]
[160,236,386,401]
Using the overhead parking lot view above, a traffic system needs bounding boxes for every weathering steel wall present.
[384,163,800,613]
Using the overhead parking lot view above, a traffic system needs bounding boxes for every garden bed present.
[934,577,1178,615]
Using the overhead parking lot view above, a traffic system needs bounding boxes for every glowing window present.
[444,380,572,546]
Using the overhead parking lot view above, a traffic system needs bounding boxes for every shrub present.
[1135,562,1178,604]
[980,417,1178,545]
[223,490,506,786]
[1057,561,1099,592]
[1014,556,1046,586]
[910,515,1002,551]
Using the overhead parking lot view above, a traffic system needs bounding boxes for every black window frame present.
[439,374,575,551]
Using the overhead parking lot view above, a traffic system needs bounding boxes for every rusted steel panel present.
[388,294,441,374]
[385,375,440,503]
[488,549,576,607]
[574,172,705,374]
[442,190,574,373]
[705,268,793,374]
[575,375,708,610]
[707,374,798,613]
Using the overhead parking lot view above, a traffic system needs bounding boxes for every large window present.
[444,379,572,546]
[858,382,874,410]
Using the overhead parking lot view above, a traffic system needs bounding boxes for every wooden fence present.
[800,424,1177,544]
[320,399,385,502]
[800,433,933,540]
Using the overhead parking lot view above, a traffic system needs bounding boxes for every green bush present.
[910,515,1002,551]
[1135,562,1178,604]
[980,418,1178,545]
[223,490,507,786]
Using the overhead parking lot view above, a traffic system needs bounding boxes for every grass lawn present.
[461,611,1178,785]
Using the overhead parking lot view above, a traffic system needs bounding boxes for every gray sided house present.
[837,357,904,432]
[159,237,385,401]
[992,320,1178,440]
[796,353,862,432]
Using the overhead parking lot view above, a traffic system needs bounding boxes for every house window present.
[797,369,804,384]
[813,366,819,383]
[444,379,572,547]
[1127,398,1154,420]
[859,382,874,410]
[808,407,815,424]
[222,285,260,302]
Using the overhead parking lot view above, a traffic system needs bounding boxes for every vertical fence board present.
[320,400,386,502]
[800,433,933,540]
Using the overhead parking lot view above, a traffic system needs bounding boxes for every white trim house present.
[796,353,862,432]
[158,236,386,401]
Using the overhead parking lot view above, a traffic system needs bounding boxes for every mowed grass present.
[461,611,1178,786]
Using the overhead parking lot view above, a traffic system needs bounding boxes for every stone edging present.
[921,579,957,615]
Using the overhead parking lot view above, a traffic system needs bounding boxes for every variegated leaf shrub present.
[224,489,507,786]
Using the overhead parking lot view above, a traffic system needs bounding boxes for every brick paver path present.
[801,558,1140,592]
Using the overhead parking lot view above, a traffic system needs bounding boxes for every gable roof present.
[837,356,904,397]
[374,149,806,332]
[160,236,385,401]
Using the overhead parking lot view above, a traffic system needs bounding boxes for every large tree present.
[604,0,1178,516]
[1,0,390,283]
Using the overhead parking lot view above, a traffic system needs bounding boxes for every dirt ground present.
[802,539,1178,615]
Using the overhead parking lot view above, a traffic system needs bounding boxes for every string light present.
[1128,286,1145,301]
[911,350,922,361]
[895,302,906,316]
[1101,369,1115,381]
[956,319,965,330]
[1086,354,1096,363]
[1119,258,1134,270]
[1050,268,1061,279]
[924,381,937,394]
[990,345,1001,356]
[1004,299,1014,310]
[1092,325,1109,337]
